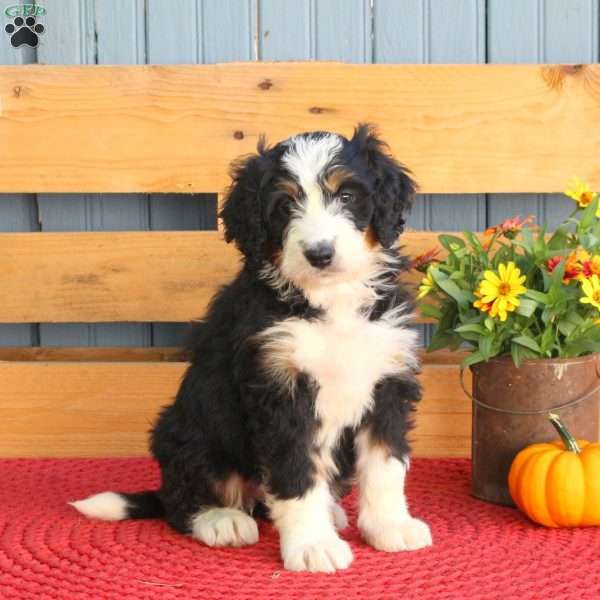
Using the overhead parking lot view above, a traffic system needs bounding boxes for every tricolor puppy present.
[71,124,432,573]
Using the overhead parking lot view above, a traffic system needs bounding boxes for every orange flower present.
[411,248,441,273]
[556,248,593,283]
[473,290,492,313]
[590,256,600,276]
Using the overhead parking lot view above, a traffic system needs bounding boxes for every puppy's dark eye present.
[279,195,295,211]
[339,191,354,203]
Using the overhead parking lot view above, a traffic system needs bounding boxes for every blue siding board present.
[314,0,372,62]
[146,0,200,63]
[259,0,313,59]
[202,0,257,62]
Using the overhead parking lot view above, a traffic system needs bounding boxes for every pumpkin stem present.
[548,413,581,454]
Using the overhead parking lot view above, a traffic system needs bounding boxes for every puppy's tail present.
[69,490,164,521]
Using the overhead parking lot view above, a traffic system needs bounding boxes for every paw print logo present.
[5,16,44,48]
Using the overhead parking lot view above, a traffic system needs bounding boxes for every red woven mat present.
[1,458,598,600]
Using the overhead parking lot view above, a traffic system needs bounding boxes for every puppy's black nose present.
[304,243,335,269]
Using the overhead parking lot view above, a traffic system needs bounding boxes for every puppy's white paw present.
[332,503,348,530]
[282,534,353,573]
[191,508,259,547]
[361,516,432,552]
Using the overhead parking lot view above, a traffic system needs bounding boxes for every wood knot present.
[541,64,586,92]
[563,64,584,75]
[309,106,325,114]
[233,130,244,140]
[258,79,273,90]
[13,86,21,97]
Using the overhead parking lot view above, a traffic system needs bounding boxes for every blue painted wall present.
[0,0,598,348]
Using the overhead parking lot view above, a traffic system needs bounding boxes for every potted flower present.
[416,179,600,506]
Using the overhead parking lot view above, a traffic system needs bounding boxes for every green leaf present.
[557,318,579,337]
[547,226,571,251]
[462,230,483,252]
[454,323,488,335]
[520,227,534,254]
[427,329,455,353]
[579,196,600,232]
[429,268,471,307]
[419,303,443,320]
[515,298,537,318]
[479,335,494,360]
[511,342,523,368]
[484,317,495,332]
[437,234,466,253]
[562,339,600,357]
[513,335,541,354]
[460,351,486,369]
[540,327,555,354]
[523,289,549,305]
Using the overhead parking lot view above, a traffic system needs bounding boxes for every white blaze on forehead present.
[282,134,342,194]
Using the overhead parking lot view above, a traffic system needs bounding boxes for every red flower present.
[411,247,441,273]
[485,215,535,240]
[546,257,562,273]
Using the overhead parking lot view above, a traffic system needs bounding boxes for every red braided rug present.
[1,458,598,600]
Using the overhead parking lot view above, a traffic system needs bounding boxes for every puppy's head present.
[220,124,416,289]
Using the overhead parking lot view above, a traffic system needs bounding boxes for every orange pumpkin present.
[508,413,600,527]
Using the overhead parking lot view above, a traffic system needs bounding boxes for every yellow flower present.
[476,262,527,322]
[565,177,598,209]
[580,274,600,310]
[417,271,435,300]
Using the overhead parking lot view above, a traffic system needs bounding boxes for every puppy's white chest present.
[266,309,416,446]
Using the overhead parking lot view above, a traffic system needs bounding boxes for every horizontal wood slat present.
[0,230,443,323]
[0,63,599,194]
[0,347,464,364]
[0,359,472,458]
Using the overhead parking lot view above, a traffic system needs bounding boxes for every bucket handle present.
[459,360,600,415]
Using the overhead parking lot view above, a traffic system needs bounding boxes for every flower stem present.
[548,412,581,453]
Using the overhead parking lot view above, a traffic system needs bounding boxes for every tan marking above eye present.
[275,179,300,199]
[323,168,353,194]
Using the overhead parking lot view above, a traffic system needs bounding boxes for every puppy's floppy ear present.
[219,138,271,267]
[352,123,417,248]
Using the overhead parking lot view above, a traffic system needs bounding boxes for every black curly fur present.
[90,124,420,538]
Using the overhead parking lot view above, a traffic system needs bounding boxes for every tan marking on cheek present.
[364,224,381,249]
[323,168,353,194]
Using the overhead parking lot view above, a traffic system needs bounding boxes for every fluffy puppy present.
[71,124,432,573]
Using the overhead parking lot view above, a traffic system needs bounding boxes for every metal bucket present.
[463,354,600,506]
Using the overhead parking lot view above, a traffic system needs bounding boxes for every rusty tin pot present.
[466,353,600,506]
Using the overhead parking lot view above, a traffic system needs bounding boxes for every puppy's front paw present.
[192,507,259,547]
[282,534,353,573]
[332,502,348,530]
[361,516,432,552]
